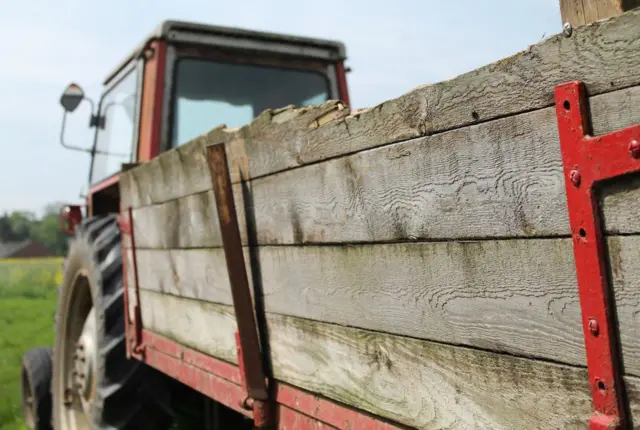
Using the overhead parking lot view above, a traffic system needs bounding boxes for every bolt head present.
[570,169,582,187]
[630,140,640,159]
[588,318,599,336]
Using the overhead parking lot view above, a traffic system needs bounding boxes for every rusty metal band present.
[206,142,270,420]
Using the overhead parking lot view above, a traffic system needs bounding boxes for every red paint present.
[274,384,403,430]
[88,172,120,195]
[276,406,337,430]
[118,207,143,354]
[117,213,132,359]
[87,173,120,216]
[335,61,350,107]
[141,330,252,418]
[135,329,404,429]
[555,81,638,429]
[138,41,167,162]
[629,139,640,158]
[59,205,82,235]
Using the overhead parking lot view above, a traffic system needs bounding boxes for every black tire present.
[52,214,171,430]
[21,347,53,430]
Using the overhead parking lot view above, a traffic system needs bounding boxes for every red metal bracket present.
[141,329,252,418]
[117,207,144,357]
[555,81,639,429]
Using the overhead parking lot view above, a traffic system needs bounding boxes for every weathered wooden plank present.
[139,289,238,364]
[129,188,247,249]
[131,236,640,377]
[127,84,640,249]
[626,375,640,428]
[140,292,597,429]
[120,9,640,210]
[600,175,640,235]
[132,240,583,368]
[120,101,348,209]
[560,0,640,27]
[604,236,640,379]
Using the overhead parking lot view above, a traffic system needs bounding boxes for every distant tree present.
[8,211,36,241]
[1,203,70,256]
[0,213,16,241]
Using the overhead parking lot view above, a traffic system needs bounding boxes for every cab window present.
[91,68,139,184]
[171,58,329,148]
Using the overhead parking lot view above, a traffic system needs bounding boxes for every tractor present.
[19,20,349,430]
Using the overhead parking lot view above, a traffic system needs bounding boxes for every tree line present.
[0,203,70,256]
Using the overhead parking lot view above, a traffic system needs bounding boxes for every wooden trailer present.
[118,7,640,429]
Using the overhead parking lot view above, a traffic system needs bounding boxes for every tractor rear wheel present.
[51,214,170,430]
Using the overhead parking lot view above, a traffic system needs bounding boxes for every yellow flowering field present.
[0,257,63,299]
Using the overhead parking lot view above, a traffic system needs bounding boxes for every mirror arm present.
[59,111,93,153]
[59,110,127,157]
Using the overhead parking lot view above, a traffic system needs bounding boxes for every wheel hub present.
[73,309,96,401]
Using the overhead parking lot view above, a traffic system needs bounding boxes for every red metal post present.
[117,207,144,356]
[335,61,351,108]
[117,213,132,359]
[555,80,640,429]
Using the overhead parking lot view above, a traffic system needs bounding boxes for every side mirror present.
[60,83,85,113]
[58,82,98,154]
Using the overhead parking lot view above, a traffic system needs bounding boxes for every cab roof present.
[104,20,348,85]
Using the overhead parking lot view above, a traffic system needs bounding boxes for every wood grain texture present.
[140,292,598,429]
[605,236,640,378]
[130,240,583,367]
[600,173,640,235]
[120,9,640,210]
[120,101,348,209]
[131,236,640,377]
[560,0,640,26]
[625,375,640,428]
[126,85,640,249]
[139,289,238,364]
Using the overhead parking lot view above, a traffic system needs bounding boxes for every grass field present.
[0,258,62,430]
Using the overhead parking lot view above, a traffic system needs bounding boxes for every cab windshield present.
[171,58,330,147]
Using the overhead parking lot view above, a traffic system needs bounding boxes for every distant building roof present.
[0,240,53,259]
[0,240,30,258]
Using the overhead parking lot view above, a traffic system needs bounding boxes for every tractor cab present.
[59,20,349,224]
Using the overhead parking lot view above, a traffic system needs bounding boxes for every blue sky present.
[1,0,561,214]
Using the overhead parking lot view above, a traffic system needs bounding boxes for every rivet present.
[570,169,581,187]
[588,318,599,336]
[629,140,640,159]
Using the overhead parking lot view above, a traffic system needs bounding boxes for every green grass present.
[0,258,61,429]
